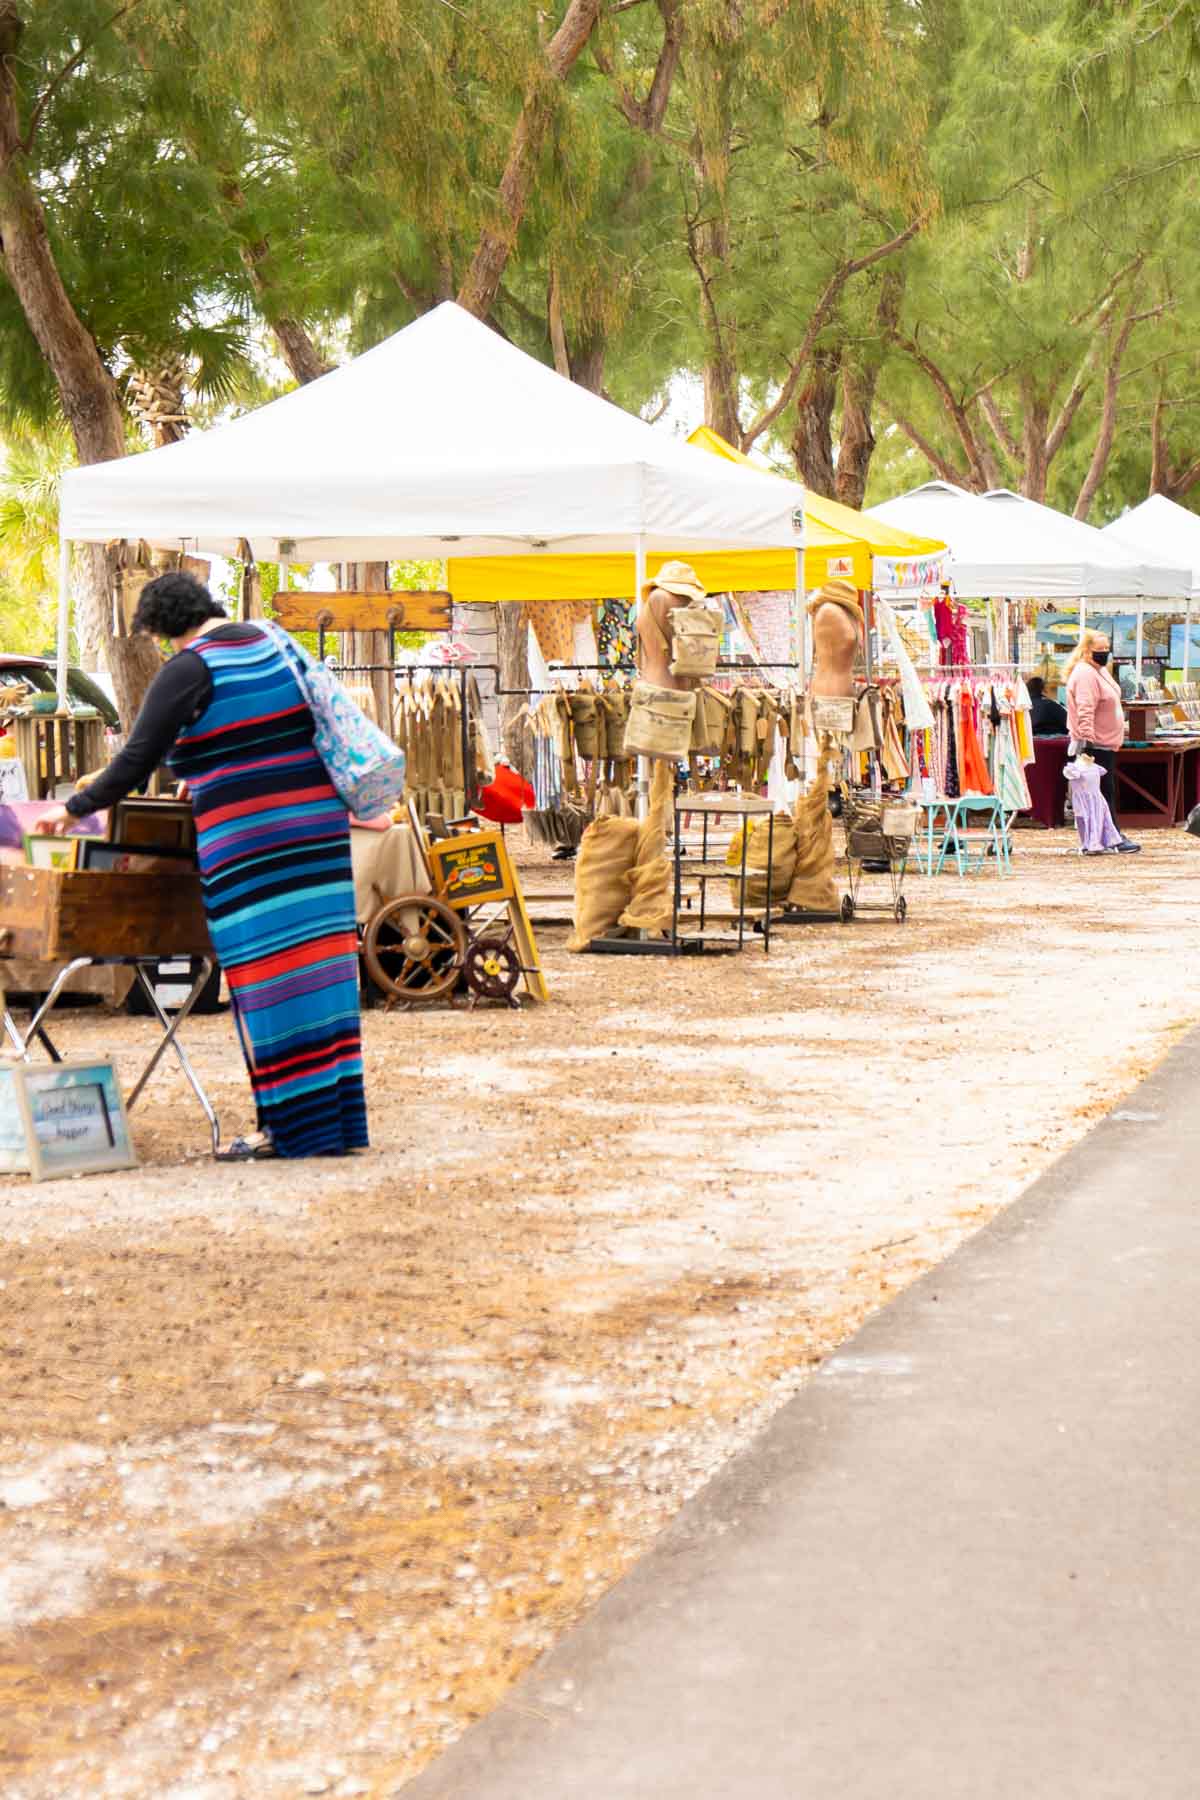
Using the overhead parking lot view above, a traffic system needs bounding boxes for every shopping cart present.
[842,800,915,924]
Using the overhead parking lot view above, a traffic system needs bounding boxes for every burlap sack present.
[618,760,674,933]
[625,682,696,759]
[669,602,725,678]
[567,815,641,951]
[727,814,798,911]
[785,778,839,912]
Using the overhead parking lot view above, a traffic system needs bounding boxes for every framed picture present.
[427,828,516,910]
[2,1057,137,1182]
[22,833,79,871]
[76,838,193,874]
[111,797,196,856]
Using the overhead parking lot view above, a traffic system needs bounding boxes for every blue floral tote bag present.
[265,622,407,818]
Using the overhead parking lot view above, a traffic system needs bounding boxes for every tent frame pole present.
[56,538,71,709]
[1136,601,1144,682]
[795,548,807,785]
[634,535,648,822]
[1185,599,1193,684]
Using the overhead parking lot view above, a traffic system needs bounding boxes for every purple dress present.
[1064,758,1122,853]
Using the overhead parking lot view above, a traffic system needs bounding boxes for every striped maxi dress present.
[169,628,369,1157]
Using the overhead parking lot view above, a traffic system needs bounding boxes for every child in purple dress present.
[1064,755,1124,856]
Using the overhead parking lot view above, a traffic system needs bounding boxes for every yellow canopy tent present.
[448,427,947,601]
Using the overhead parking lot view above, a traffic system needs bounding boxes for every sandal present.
[214,1133,278,1162]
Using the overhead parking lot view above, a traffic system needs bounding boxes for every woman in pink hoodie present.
[1066,630,1139,852]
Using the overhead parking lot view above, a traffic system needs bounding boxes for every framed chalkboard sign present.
[0,1058,137,1182]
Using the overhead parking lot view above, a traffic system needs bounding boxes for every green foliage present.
[6,0,1200,573]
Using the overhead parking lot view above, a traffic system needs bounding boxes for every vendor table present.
[1114,739,1200,831]
[350,821,431,925]
[1023,736,1070,829]
[3,956,220,1153]
[0,863,221,1153]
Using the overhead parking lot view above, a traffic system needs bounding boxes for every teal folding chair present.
[935,794,1011,876]
[913,795,953,876]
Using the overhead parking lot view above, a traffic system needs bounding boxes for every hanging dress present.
[170,629,369,1158]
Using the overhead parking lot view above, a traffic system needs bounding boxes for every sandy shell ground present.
[1,830,1197,1798]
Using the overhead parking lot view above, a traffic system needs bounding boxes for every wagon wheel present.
[364,894,467,1004]
[840,893,855,923]
[463,938,522,1004]
[894,894,908,924]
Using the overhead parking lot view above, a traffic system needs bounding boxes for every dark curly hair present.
[132,571,227,640]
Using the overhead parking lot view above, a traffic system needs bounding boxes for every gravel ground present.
[1,829,1198,1798]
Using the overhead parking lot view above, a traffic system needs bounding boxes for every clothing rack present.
[327,658,478,811]
[486,659,801,699]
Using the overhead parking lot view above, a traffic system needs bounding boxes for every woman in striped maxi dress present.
[47,572,368,1161]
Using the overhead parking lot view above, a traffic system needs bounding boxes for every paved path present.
[404,1030,1200,1799]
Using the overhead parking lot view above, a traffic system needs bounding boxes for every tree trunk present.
[835,362,875,509]
[1019,383,1050,501]
[790,348,840,496]
[458,0,605,320]
[0,13,162,728]
[342,562,393,735]
[496,601,530,775]
[697,206,740,442]
[835,266,904,508]
[570,323,606,395]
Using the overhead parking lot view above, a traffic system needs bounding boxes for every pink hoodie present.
[1067,661,1125,750]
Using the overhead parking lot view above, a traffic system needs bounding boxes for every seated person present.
[1028,674,1068,736]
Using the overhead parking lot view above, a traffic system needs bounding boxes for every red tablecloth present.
[1022,735,1070,828]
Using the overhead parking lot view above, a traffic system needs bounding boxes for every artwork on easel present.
[422,823,548,1003]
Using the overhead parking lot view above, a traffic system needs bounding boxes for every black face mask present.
[1092,650,1110,666]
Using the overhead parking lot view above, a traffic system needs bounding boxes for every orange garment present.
[958,688,993,795]
[522,601,593,664]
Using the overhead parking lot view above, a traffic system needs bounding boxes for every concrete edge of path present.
[401,1025,1200,1799]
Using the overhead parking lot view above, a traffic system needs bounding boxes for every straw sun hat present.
[807,578,863,624]
[641,560,707,604]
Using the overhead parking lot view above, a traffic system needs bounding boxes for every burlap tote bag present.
[625,682,696,759]
[691,685,730,754]
[669,602,725,678]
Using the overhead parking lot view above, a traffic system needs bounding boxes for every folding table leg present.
[8,958,95,1060]
[125,959,221,1154]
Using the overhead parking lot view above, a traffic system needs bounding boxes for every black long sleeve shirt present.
[66,624,261,816]
[1030,694,1069,737]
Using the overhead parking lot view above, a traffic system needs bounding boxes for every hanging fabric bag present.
[669,601,725,678]
[625,681,697,758]
[264,621,407,817]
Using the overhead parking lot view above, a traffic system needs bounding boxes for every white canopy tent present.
[867,481,1188,600]
[1101,493,1200,679]
[57,302,808,701]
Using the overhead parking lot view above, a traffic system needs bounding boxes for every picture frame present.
[110,797,196,856]
[22,832,79,871]
[76,838,194,874]
[0,1057,137,1182]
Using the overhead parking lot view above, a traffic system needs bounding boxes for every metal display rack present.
[673,790,775,955]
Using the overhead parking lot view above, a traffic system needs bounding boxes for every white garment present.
[876,596,935,732]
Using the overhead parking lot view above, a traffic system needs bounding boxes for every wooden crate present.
[0,866,210,962]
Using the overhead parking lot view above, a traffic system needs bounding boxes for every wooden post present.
[496,600,530,774]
